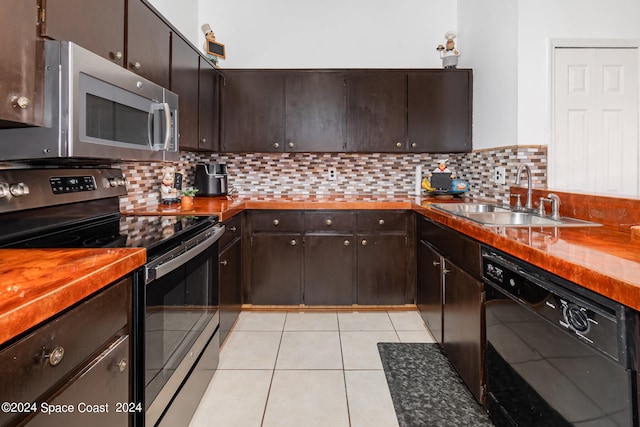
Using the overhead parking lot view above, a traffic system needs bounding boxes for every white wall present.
[195,0,457,68]
[148,0,200,46]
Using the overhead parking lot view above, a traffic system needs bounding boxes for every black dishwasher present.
[482,247,638,426]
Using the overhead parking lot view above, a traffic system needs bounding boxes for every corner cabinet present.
[417,215,485,404]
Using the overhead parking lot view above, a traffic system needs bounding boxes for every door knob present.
[378,219,385,225]
[290,239,297,246]
[325,219,332,226]
[220,260,228,266]
[395,142,402,148]
[288,142,294,148]
[344,240,350,246]
[274,142,280,148]
[361,239,368,246]
[273,219,279,226]
[433,260,440,267]
[133,62,141,70]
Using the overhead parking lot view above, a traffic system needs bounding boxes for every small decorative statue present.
[430,159,455,179]
[436,31,460,69]
[160,166,178,203]
[201,23,226,67]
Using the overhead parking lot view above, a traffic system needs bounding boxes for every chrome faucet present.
[515,164,533,210]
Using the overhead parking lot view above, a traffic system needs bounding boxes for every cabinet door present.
[443,260,485,404]
[417,240,444,344]
[285,72,346,152]
[304,234,355,305]
[408,70,472,153]
[219,238,242,344]
[40,0,125,65]
[347,71,406,152]
[250,234,301,305]
[126,0,171,88]
[357,234,408,305]
[0,0,43,127]
[171,34,200,150]
[221,71,284,152]
[198,58,219,151]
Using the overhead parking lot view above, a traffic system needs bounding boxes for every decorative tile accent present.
[116,146,547,209]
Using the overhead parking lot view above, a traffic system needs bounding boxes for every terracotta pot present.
[180,196,194,210]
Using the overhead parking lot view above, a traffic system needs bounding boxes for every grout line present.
[259,312,287,427]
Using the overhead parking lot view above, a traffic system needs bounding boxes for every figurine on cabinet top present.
[436,31,460,69]
[201,23,226,67]
[160,166,178,203]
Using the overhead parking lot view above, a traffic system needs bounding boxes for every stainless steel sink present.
[431,203,601,227]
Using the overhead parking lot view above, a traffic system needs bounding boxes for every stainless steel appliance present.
[0,168,223,427]
[194,163,228,196]
[0,41,179,163]
[482,247,638,426]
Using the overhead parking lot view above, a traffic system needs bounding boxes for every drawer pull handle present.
[411,142,417,148]
[117,358,128,373]
[288,142,294,148]
[443,268,451,275]
[378,219,385,225]
[325,219,332,226]
[361,239,368,246]
[344,240,350,246]
[229,226,237,232]
[290,239,297,246]
[273,219,279,226]
[220,260,228,266]
[395,142,402,148]
[44,346,65,366]
[274,142,280,149]
[433,261,440,267]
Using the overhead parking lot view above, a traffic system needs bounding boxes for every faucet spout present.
[515,164,533,210]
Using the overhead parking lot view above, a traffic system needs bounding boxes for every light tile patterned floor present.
[189,310,435,427]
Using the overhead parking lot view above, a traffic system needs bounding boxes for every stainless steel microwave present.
[0,41,178,163]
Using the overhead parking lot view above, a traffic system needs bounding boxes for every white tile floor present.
[189,310,435,427]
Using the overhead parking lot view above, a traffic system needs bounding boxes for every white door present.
[550,47,639,197]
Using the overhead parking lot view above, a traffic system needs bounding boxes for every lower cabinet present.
[0,277,132,426]
[219,215,243,344]
[417,215,485,404]
[247,210,412,306]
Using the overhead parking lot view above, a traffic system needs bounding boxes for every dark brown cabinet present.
[0,0,43,127]
[417,240,444,343]
[248,211,303,305]
[284,72,346,152]
[346,71,407,152]
[171,34,200,150]
[221,71,284,152]
[408,70,472,153]
[219,215,243,344]
[126,0,171,88]
[416,215,485,404]
[39,0,125,66]
[0,277,132,426]
[197,57,220,151]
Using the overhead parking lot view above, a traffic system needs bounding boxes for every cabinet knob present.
[361,239,368,246]
[200,138,207,143]
[220,260,228,266]
[115,51,123,60]
[411,142,417,148]
[229,226,237,232]
[325,219,332,226]
[378,219,385,225]
[290,239,297,246]
[433,260,441,267]
[395,142,402,148]
[443,268,451,275]
[13,96,30,110]
[117,358,128,373]
[274,142,280,149]
[133,61,142,70]
[43,346,65,366]
[344,240,350,246]
[273,219,279,226]
[288,142,294,148]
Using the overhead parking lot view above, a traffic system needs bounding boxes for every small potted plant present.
[178,187,198,210]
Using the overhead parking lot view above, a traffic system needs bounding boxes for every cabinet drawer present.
[305,211,355,232]
[220,214,242,249]
[250,211,303,232]
[357,211,408,232]
[0,277,130,424]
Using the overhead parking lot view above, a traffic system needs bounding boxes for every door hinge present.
[37,3,46,25]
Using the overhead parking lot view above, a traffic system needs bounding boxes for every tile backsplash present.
[117,146,546,210]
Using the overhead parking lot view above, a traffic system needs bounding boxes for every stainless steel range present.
[0,167,224,427]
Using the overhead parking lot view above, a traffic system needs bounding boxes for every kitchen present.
[1,0,640,426]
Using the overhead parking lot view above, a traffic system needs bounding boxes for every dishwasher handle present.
[145,224,225,283]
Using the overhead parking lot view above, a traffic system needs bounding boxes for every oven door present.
[142,224,224,426]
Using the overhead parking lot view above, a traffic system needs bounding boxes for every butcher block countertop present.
[124,192,640,311]
[0,248,146,346]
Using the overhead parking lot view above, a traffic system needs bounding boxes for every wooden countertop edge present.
[0,248,146,346]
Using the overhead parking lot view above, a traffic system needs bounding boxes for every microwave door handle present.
[147,104,155,150]
[162,102,171,151]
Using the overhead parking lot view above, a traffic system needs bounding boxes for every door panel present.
[304,234,354,305]
[417,241,443,343]
[250,234,301,305]
[357,234,407,305]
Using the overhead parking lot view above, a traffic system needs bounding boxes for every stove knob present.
[0,183,9,198]
[9,182,29,197]
[116,178,126,187]
[108,178,118,187]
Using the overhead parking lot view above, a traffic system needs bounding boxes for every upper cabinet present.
[221,69,472,153]
[0,0,43,127]
[408,70,472,153]
[126,0,171,88]
[39,0,125,66]
[197,57,220,151]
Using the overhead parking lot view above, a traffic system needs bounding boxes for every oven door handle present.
[145,224,225,283]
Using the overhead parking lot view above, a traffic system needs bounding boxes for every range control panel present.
[50,176,97,194]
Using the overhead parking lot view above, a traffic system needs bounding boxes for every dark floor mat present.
[378,342,494,427]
